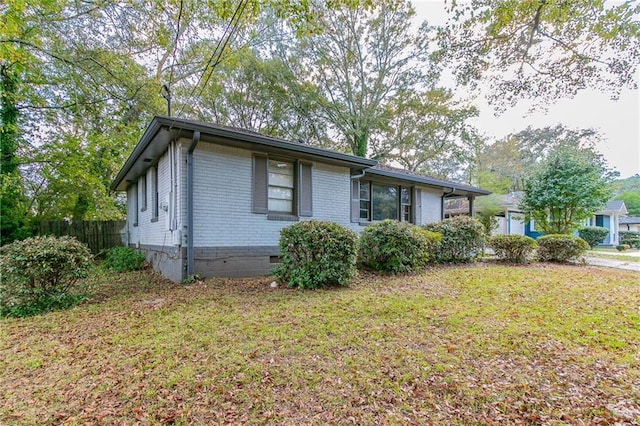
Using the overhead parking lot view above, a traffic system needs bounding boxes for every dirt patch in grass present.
[1,264,639,425]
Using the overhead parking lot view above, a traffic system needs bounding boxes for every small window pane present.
[401,188,410,205]
[360,182,370,200]
[269,172,294,188]
[372,184,398,221]
[268,199,293,212]
[268,187,293,200]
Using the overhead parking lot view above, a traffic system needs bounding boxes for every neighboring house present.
[620,217,640,232]
[490,193,526,236]
[111,116,490,282]
[585,200,628,245]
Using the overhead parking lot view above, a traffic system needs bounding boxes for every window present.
[359,182,371,220]
[132,182,139,226]
[372,184,398,221]
[140,175,147,211]
[253,155,312,218]
[357,181,412,222]
[401,187,411,222]
[151,166,159,221]
[268,160,294,214]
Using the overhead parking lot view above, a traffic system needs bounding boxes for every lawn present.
[588,247,640,262]
[1,264,639,425]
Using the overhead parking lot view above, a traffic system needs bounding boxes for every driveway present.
[583,256,640,272]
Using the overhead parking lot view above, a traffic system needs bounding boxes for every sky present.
[412,1,640,179]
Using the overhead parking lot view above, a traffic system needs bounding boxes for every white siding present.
[126,184,138,244]
[190,143,358,247]
[420,188,442,224]
[129,148,183,248]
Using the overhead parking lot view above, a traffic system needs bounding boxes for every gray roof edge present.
[154,116,377,167]
[111,118,164,190]
[365,168,492,195]
[111,116,377,191]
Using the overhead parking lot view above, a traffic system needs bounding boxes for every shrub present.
[537,234,589,262]
[358,220,441,274]
[0,236,93,317]
[616,244,631,252]
[424,216,486,263]
[274,220,358,289]
[102,246,146,272]
[578,226,610,248]
[620,231,640,249]
[488,234,537,263]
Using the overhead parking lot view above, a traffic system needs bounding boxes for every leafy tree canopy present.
[439,0,640,110]
[519,148,617,235]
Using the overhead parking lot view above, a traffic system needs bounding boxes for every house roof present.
[111,116,491,197]
[620,217,640,224]
[111,116,377,191]
[596,200,628,215]
[365,164,491,197]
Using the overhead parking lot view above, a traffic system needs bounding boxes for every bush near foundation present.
[488,234,537,263]
[358,220,441,274]
[274,220,358,289]
[0,236,93,317]
[103,246,146,272]
[424,216,486,263]
[537,234,589,262]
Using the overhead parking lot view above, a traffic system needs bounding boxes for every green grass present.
[587,248,640,262]
[1,265,639,424]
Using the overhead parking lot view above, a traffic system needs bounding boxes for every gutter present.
[441,188,455,220]
[186,130,201,277]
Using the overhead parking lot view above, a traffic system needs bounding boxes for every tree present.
[615,191,640,216]
[293,0,432,156]
[519,148,616,234]
[0,64,29,244]
[195,48,326,144]
[370,88,478,180]
[439,1,640,109]
[473,125,602,193]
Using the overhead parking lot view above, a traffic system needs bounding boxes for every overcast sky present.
[412,0,640,179]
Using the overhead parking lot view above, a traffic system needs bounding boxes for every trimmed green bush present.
[102,246,146,272]
[424,216,486,263]
[488,234,537,263]
[616,244,630,252]
[537,234,589,262]
[274,220,358,289]
[620,231,640,249]
[358,220,441,274]
[578,226,610,248]
[0,236,93,317]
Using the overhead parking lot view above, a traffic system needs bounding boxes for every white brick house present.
[112,116,490,281]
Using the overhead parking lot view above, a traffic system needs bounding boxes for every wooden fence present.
[36,220,126,254]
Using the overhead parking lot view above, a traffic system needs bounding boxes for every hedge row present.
[275,219,592,289]
[275,217,485,289]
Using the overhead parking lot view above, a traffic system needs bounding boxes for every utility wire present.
[172,0,248,122]
[167,0,185,87]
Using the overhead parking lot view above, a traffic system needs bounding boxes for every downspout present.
[350,170,366,180]
[187,130,200,277]
[441,188,455,220]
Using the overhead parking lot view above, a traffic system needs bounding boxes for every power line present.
[172,0,248,122]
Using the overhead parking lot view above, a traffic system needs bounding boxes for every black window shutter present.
[253,154,268,214]
[413,188,422,225]
[299,162,313,217]
[351,179,360,222]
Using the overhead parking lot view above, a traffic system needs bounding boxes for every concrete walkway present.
[583,256,640,272]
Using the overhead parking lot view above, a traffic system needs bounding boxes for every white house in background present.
[585,200,628,245]
[620,217,640,232]
[111,116,490,282]
[489,192,526,236]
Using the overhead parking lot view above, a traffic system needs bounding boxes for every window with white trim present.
[268,160,295,214]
